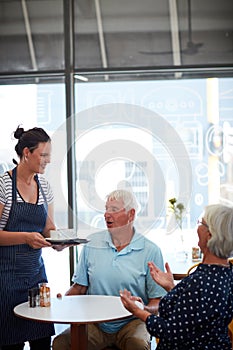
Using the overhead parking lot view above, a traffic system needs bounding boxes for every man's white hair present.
[106,189,139,212]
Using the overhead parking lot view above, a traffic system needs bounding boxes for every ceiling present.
[0,0,232,77]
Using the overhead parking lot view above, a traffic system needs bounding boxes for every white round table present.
[14,295,131,350]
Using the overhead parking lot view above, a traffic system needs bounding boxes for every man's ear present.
[128,208,135,222]
[207,231,212,241]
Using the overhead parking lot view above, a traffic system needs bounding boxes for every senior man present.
[53,189,166,350]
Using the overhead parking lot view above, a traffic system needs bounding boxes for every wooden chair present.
[229,320,233,350]
[186,262,200,275]
[228,258,233,349]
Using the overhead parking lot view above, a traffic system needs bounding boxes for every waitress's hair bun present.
[14,126,25,140]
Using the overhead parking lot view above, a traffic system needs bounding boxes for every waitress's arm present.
[42,202,56,238]
[0,203,51,248]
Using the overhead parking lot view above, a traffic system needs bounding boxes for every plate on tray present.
[46,237,89,245]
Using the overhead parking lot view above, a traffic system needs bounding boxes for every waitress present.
[0,126,56,349]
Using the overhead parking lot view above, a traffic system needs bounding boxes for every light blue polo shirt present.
[72,229,166,333]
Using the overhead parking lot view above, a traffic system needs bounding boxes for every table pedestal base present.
[71,324,88,350]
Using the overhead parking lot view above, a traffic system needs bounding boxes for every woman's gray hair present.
[106,189,139,212]
[203,204,233,259]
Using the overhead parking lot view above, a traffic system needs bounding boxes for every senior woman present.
[120,204,233,350]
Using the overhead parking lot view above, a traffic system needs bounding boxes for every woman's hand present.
[120,289,150,322]
[148,261,175,292]
[120,289,144,313]
[24,232,52,249]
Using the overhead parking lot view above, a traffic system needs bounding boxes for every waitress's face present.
[25,142,51,174]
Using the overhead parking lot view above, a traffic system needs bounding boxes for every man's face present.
[104,198,133,231]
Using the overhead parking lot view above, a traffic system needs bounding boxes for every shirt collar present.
[105,228,144,251]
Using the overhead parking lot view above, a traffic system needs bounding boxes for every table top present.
[14,295,131,324]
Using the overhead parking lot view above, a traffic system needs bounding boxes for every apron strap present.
[34,174,48,209]
[12,167,17,201]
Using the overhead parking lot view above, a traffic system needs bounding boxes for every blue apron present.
[0,167,55,345]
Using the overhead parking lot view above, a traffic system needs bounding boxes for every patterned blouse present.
[146,264,233,350]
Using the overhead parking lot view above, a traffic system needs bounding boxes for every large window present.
[1,76,232,281]
[74,76,233,258]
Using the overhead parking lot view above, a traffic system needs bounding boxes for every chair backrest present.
[187,262,200,276]
[228,258,233,349]
[228,320,233,350]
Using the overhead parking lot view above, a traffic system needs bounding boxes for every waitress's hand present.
[25,232,52,249]
[51,244,71,251]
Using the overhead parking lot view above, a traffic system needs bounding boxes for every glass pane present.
[178,0,233,65]
[74,0,233,68]
[1,0,232,72]
[74,76,233,261]
[74,0,172,68]
[0,80,70,296]
[0,0,64,72]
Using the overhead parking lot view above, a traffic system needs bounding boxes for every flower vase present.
[175,229,188,262]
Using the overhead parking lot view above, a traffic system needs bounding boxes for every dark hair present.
[14,126,51,158]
